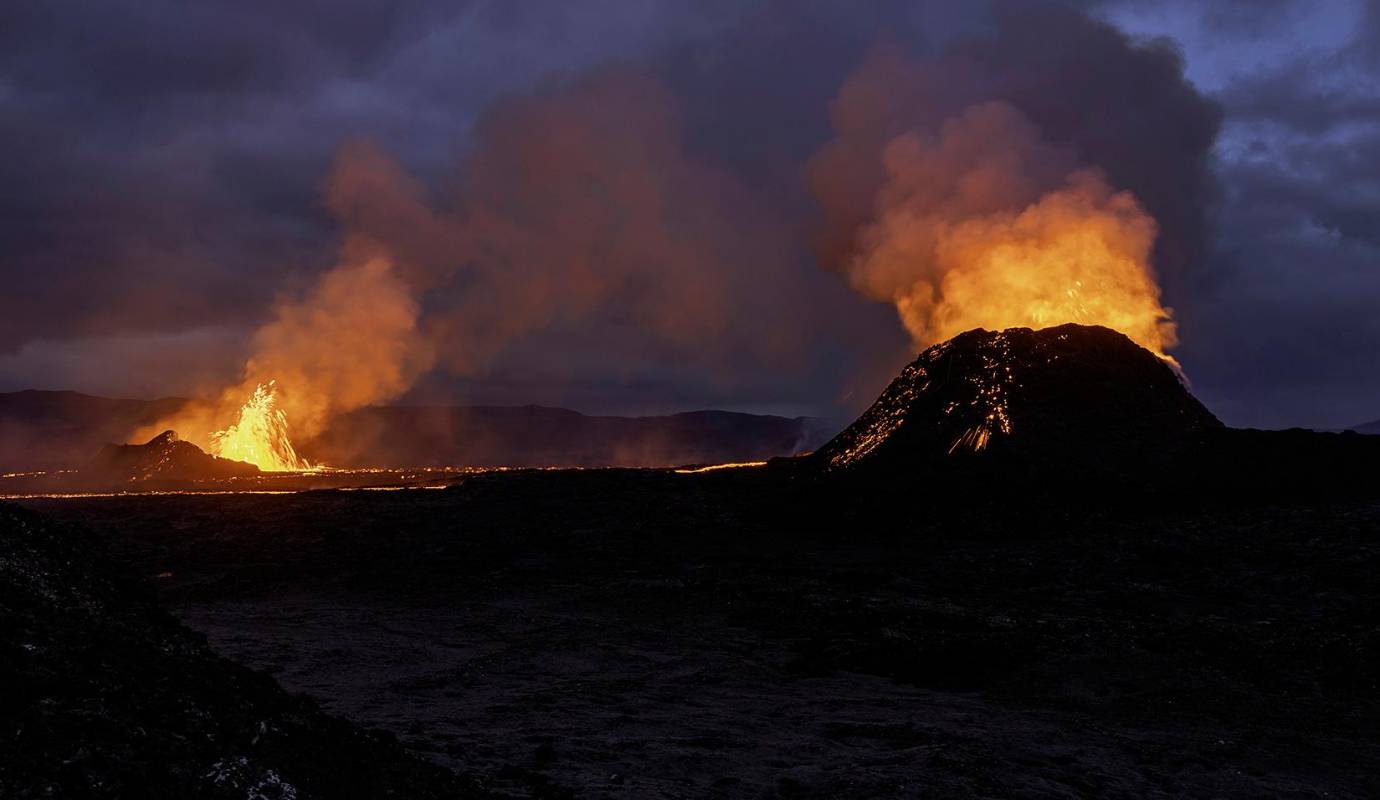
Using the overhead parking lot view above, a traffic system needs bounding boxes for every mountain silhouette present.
[814,324,1221,478]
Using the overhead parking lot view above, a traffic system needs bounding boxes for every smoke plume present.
[135,255,430,460]
[329,69,803,380]
[810,98,1175,355]
[127,3,1221,464]
[142,69,806,461]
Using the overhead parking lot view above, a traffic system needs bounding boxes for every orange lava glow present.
[210,381,312,472]
[673,461,768,474]
[866,171,1177,361]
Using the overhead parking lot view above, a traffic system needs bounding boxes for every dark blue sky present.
[0,0,1375,429]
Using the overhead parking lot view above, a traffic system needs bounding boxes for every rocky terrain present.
[24,468,1380,798]
[0,502,477,798]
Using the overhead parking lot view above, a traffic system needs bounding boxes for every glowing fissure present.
[947,334,1015,454]
[210,381,311,472]
[673,461,769,474]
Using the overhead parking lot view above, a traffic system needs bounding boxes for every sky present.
[0,0,1376,429]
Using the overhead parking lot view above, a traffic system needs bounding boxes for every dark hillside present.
[0,502,475,798]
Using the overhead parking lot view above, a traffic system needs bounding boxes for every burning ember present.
[210,381,311,472]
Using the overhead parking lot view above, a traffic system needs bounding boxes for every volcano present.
[814,324,1222,478]
[90,430,259,482]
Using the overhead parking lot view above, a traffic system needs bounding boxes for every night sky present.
[1,0,1376,429]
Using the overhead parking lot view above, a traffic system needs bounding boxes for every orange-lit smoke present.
[137,70,803,468]
[231,257,432,443]
[811,91,1177,360]
[326,70,802,380]
[136,257,430,469]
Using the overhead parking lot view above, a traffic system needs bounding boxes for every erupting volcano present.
[8,3,1380,795]
[815,323,1221,477]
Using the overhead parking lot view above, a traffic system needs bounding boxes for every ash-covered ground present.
[23,467,1380,798]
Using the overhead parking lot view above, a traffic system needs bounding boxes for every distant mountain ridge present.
[308,405,833,468]
[1352,419,1380,435]
[0,390,834,471]
[0,390,189,472]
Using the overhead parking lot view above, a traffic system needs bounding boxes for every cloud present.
[1152,0,1380,428]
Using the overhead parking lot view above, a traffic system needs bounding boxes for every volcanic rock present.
[0,502,475,798]
[90,430,259,482]
[814,324,1222,479]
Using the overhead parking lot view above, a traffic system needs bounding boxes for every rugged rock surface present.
[90,430,259,482]
[813,324,1222,478]
[0,502,475,798]
[24,470,1380,798]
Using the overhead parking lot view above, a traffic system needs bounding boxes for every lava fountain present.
[210,381,311,471]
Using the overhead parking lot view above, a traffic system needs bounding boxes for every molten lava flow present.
[211,381,311,471]
[673,461,769,474]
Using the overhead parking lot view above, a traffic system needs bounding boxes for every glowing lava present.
[673,461,769,474]
[864,170,1177,362]
[211,381,311,472]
